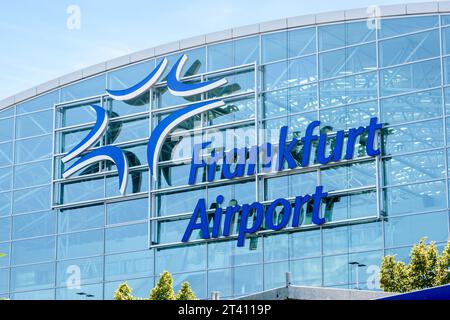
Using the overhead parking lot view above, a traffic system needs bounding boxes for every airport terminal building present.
[1,2,450,300]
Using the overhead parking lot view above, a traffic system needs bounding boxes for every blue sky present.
[0,0,427,99]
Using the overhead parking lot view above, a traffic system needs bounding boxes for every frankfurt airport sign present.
[63,54,383,247]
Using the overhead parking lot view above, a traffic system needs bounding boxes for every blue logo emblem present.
[62,54,228,195]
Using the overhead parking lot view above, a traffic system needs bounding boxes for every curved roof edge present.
[1,1,449,111]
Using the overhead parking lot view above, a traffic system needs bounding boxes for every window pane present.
[59,101,99,128]
[264,261,289,289]
[379,15,439,39]
[263,61,288,91]
[156,188,204,217]
[264,233,288,262]
[384,180,446,216]
[107,198,148,225]
[0,216,10,242]
[208,41,233,71]
[0,142,13,167]
[106,117,149,145]
[290,229,321,259]
[58,229,104,260]
[289,27,316,58]
[106,98,149,119]
[321,161,376,191]
[234,264,263,296]
[58,204,104,233]
[61,74,106,102]
[14,159,52,189]
[0,167,12,192]
[16,110,53,139]
[383,119,444,155]
[155,244,206,274]
[0,118,14,143]
[380,59,441,97]
[60,177,104,204]
[380,89,442,125]
[323,254,349,286]
[56,283,103,300]
[379,30,440,67]
[289,83,318,113]
[384,150,445,186]
[207,96,255,126]
[173,271,206,299]
[320,72,377,108]
[291,257,322,286]
[319,21,375,51]
[12,236,55,265]
[15,135,52,164]
[10,263,55,292]
[235,36,259,65]
[13,185,51,214]
[105,250,153,281]
[105,223,148,254]
[288,55,317,85]
[384,211,448,247]
[12,211,56,240]
[56,256,103,287]
[16,90,59,114]
[262,31,287,63]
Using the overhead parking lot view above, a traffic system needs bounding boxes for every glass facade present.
[0,12,450,300]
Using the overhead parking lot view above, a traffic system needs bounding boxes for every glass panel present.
[320,72,377,108]
[157,219,196,244]
[155,244,206,274]
[156,47,206,80]
[291,257,322,286]
[0,118,14,143]
[173,271,206,299]
[0,243,9,267]
[264,261,289,289]
[16,90,59,114]
[383,119,444,155]
[12,236,55,265]
[106,117,149,145]
[156,188,204,217]
[0,192,11,217]
[323,254,349,286]
[0,107,14,119]
[107,59,154,92]
[105,223,148,254]
[290,229,321,259]
[106,98,149,119]
[384,211,448,247]
[105,250,153,281]
[0,167,12,192]
[206,68,255,98]
[380,59,441,97]
[442,26,450,55]
[10,263,55,292]
[263,61,288,91]
[58,229,103,260]
[262,31,287,63]
[15,135,52,164]
[13,185,51,214]
[379,15,439,39]
[289,27,316,58]
[56,283,103,300]
[264,233,288,262]
[158,163,195,189]
[11,289,55,300]
[207,96,255,126]
[59,101,99,128]
[0,268,9,293]
[320,101,377,132]
[208,41,233,71]
[61,74,106,102]
[379,30,440,67]
[105,169,148,197]
[384,150,446,186]
[234,264,263,296]
[319,43,376,79]
[14,159,52,189]
[61,177,104,204]
[380,89,442,125]
[0,142,13,167]
[58,204,104,233]
[384,180,446,216]
[322,190,377,221]
[349,222,383,252]
[235,36,259,66]
[12,211,56,240]
[263,89,287,118]
[319,21,375,51]
[289,83,318,114]
[56,256,103,287]
[107,198,148,225]
[321,161,376,191]
[15,110,53,139]
[0,216,10,242]
[208,268,232,298]
[288,55,317,86]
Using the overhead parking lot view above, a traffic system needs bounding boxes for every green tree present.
[176,281,197,300]
[114,282,134,300]
[380,238,450,293]
[435,241,450,286]
[150,271,176,300]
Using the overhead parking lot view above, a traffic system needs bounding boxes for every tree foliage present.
[114,283,134,300]
[113,271,197,300]
[176,281,197,300]
[150,271,176,300]
[380,238,450,293]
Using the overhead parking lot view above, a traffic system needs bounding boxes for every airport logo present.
[61,54,228,195]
